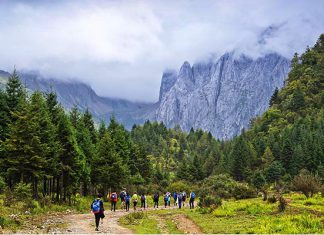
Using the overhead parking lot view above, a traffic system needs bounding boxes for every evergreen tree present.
[5,69,25,115]
[92,132,128,194]
[269,87,279,106]
[82,109,97,144]
[0,90,9,140]
[56,111,83,202]
[3,94,46,195]
[230,136,256,181]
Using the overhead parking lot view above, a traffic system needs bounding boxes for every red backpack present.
[111,193,118,202]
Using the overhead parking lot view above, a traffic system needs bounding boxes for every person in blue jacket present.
[91,194,105,231]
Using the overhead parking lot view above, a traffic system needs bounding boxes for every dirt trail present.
[16,205,201,234]
[173,214,203,234]
[62,211,133,234]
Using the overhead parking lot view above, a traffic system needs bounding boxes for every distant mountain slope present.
[0,52,290,137]
[0,70,154,128]
[154,52,290,139]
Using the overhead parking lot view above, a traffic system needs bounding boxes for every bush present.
[198,195,222,208]
[232,183,257,200]
[0,176,6,193]
[167,181,190,194]
[0,216,5,228]
[267,195,277,203]
[3,187,15,207]
[292,169,322,198]
[199,174,236,199]
[13,182,32,202]
[278,196,287,212]
[123,211,146,225]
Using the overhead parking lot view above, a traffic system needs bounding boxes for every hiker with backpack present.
[177,192,183,209]
[164,192,169,208]
[153,192,159,208]
[120,189,126,210]
[173,192,178,206]
[189,191,196,209]
[140,193,146,209]
[110,191,118,212]
[167,192,171,206]
[91,194,105,231]
[182,191,187,207]
[125,193,131,211]
[132,192,139,211]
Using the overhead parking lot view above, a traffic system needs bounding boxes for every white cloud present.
[0,0,323,101]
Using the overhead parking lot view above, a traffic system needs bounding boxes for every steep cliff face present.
[0,52,290,137]
[155,52,290,139]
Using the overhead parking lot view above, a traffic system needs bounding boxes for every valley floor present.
[2,193,323,234]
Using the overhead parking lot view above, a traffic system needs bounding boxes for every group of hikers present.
[91,189,196,231]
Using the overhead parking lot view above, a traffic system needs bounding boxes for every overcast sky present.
[0,0,323,102]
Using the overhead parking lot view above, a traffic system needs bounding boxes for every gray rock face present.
[0,52,290,138]
[154,52,290,139]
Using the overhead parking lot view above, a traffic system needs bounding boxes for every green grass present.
[119,193,324,234]
[185,195,324,234]
[120,211,162,234]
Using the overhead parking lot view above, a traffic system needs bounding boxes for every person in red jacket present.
[110,191,118,212]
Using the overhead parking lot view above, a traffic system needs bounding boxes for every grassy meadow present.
[120,193,324,234]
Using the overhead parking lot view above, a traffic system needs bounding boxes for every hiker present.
[153,192,159,208]
[110,191,118,212]
[182,191,187,207]
[164,192,169,208]
[125,193,131,211]
[91,194,105,231]
[173,192,178,206]
[120,189,126,210]
[132,192,139,211]
[140,193,146,209]
[189,191,196,209]
[177,192,183,209]
[167,192,171,206]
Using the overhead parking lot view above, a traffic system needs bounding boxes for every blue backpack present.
[126,195,131,203]
[92,199,101,213]
[191,192,196,199]
[164,195,169,201]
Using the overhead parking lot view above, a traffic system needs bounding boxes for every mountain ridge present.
[0,51,291,138]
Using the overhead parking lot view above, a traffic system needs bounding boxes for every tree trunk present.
[43,177,47,197]
[262,190,268,201]
[56,176,60,202]
[34,177,39,199]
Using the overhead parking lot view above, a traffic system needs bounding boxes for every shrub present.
[267,195,277,203]
[13,182,32,202]
[0,216,5,228]
[3,187,15,207]
[232,183,257,200]
[123,211,146,225]
[0,176,6,193]
[198,195,222,208]
[292,169,322,198]
[167,181,190,194]
[278,196,287,212]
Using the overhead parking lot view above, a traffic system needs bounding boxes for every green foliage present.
[198,195,222,208]
[199,174,256,201]
[292,169,322,198]
[13,182,32,202]
[232,183,257,200]
[0,176,6,193]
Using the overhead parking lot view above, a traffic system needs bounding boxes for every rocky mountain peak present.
[155,52,291,139]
